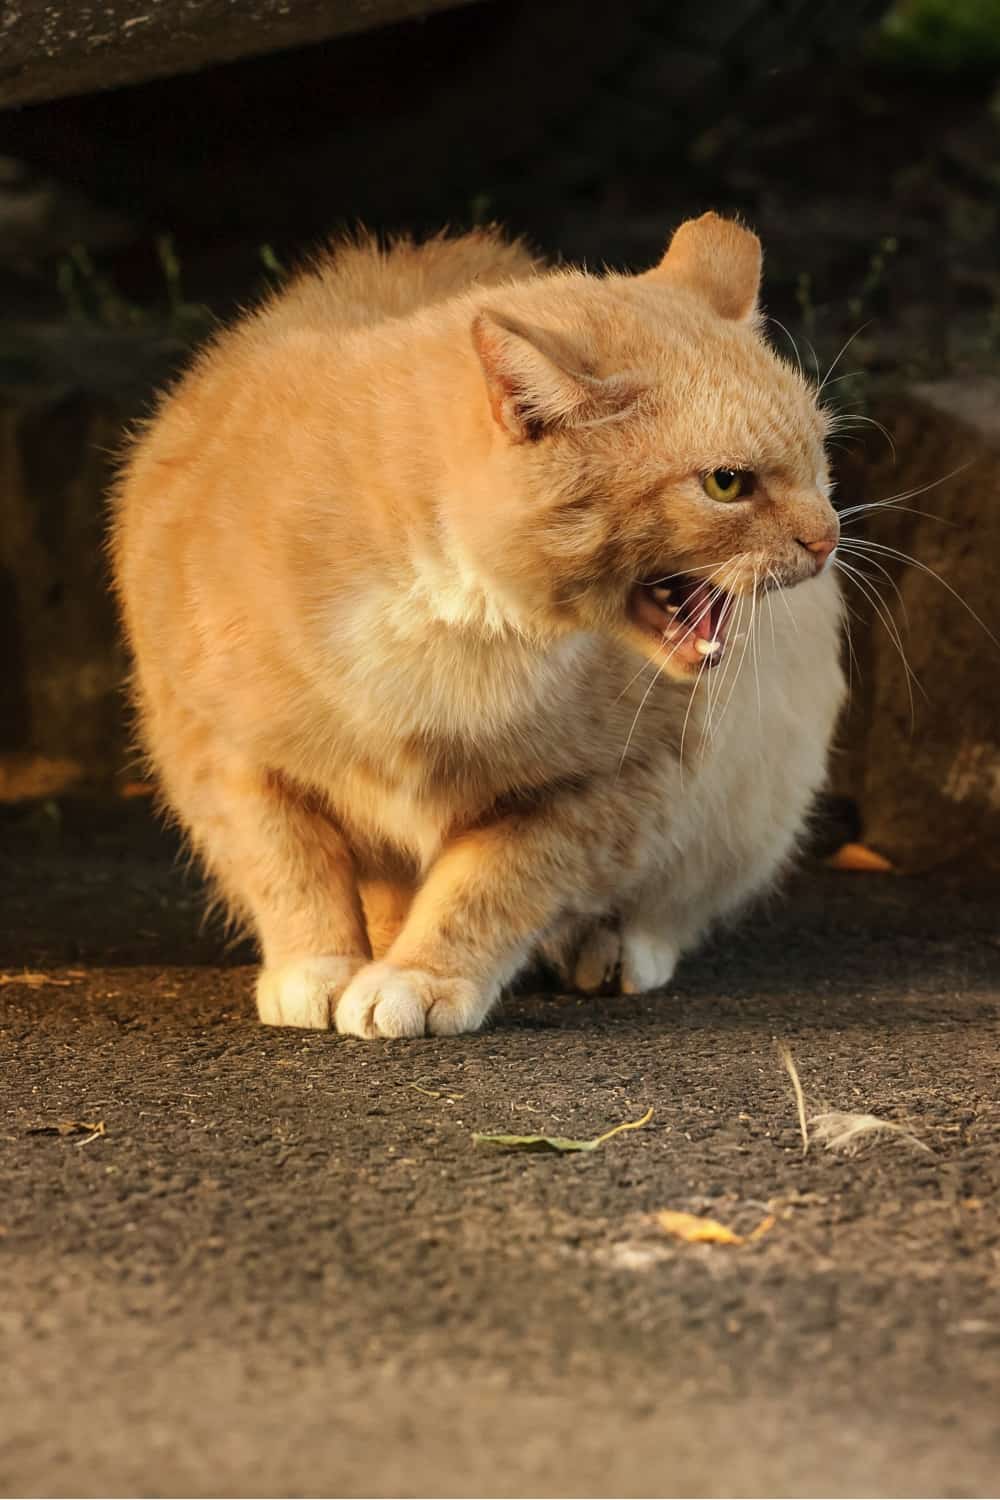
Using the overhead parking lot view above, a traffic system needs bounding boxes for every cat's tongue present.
[630,573,730,670]
[681,581,717,640]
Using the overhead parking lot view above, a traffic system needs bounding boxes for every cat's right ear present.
[643,212,762,322]
[471,311,608,442]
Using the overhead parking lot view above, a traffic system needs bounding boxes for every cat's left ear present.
[643,212,762,323]
[472,311,636,442]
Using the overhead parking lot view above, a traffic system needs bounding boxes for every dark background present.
[3,0,1000,804]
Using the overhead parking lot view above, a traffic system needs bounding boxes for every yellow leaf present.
[657,1210,744,1244]
[826,842,894,873]
[656,1209,775,1246]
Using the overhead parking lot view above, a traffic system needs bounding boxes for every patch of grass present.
[878,0,1000,73]
[56,237,210,336]
[259,243,287,278]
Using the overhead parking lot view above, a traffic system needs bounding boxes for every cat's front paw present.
[256,955,364,1029]
[335,961,493,1039]
[619,930,678,994]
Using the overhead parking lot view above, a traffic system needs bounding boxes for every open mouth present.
[627,573,735,671]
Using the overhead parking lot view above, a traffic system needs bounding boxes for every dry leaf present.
[410,1083,465,1101]
[473,1106,653,1153]
[826,842,894,873]
[809,1111,930,1155]
[27,1119,106,1141]
[656,1209,774,1246]
[777,1042,809,1155]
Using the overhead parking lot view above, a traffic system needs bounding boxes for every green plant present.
[878,0,1000,72]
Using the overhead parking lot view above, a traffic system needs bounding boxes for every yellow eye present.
[703,468,755,502]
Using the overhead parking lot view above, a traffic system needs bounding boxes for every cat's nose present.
[797,534,837,572]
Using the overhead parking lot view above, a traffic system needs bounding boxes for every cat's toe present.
[336,962,426,1038]
[573,925,622,994]
[335,962,492,1039]
[619,931,678,995]
[256,955,363,1029]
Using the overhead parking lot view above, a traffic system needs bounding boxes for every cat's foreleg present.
[172,759,371,1027]
[335,804,624,1038]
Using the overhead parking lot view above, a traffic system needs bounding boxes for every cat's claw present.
[256,954,363,1029]
[619,931,678,994]
[335,961,493,1038]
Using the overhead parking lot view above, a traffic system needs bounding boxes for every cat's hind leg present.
[536,916,623,995]
[618,922,681,995]
[360,877,415,960]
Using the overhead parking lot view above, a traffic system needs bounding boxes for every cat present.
[110,212,844,1037]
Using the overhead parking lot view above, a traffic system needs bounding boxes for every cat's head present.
[460,212,838,677]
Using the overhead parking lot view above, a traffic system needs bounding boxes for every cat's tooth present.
[695,638,722,657]
[650,586,672,603]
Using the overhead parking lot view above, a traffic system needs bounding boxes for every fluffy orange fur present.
[110,213,844,1036]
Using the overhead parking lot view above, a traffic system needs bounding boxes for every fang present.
[695,639,721,657]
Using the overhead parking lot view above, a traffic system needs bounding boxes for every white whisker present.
[768,317,804,380]
[614,651,658,706]
[839,536,999,651]
[764,569,779,653]
[712,589,755,744]
[820,370,864,391]
[835,462,972,523]
[836,542,911,628]
[840,502,953,527]
[750,575,762,727]
[834,557,923,727]
[679,661,708,782]
[636,550,752,588]
[617,643,668,773]
[827,410,896,460]
[818,324,870,395]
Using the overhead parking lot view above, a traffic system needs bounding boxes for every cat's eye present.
[703,468,756,502]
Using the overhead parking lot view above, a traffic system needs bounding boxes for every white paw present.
[335,961,494,1039]
[619,930,678,995]
[573,925,622,993]
[256,955,363,1029]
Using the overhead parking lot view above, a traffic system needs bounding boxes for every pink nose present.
[798,535,837,571]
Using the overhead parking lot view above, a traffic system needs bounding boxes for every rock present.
[0,0,480,109]
[832,378,1000,873]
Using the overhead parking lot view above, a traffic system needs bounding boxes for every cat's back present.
[257,227,541,338]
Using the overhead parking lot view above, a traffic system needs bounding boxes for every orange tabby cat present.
[111,213,843,1037]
